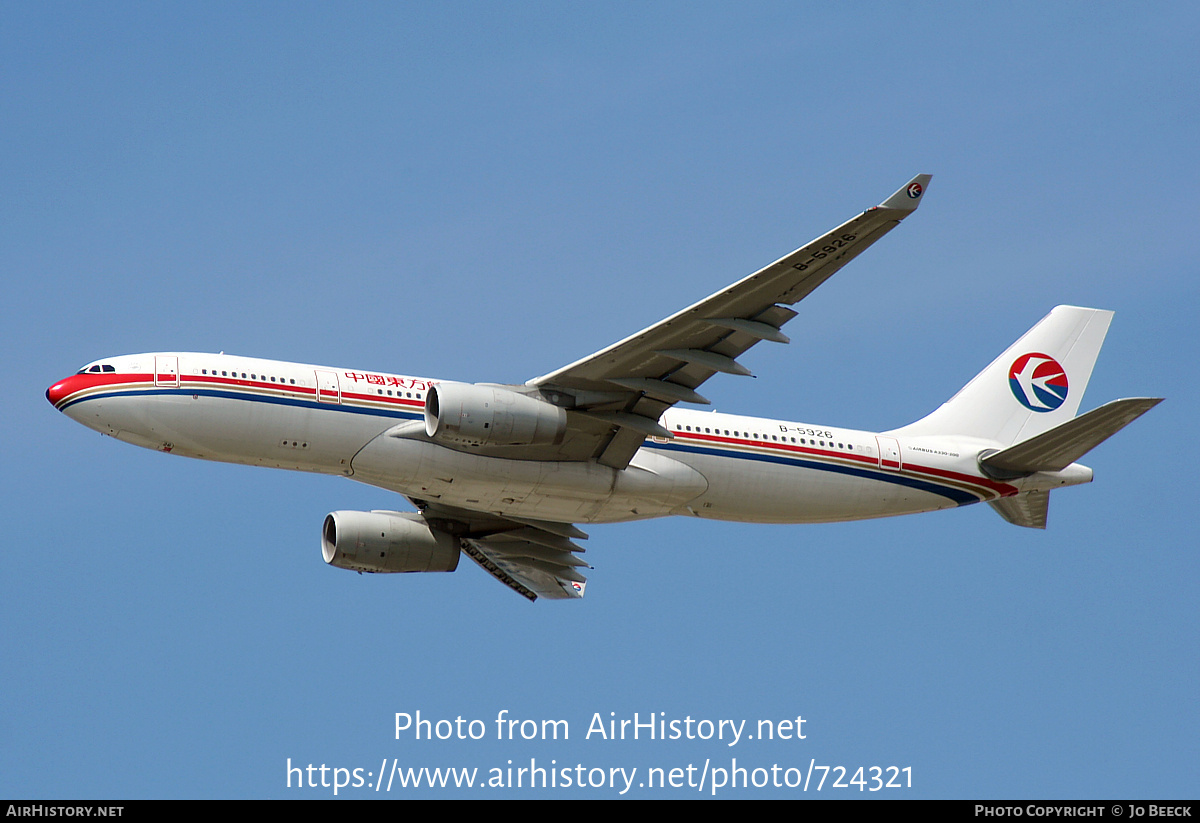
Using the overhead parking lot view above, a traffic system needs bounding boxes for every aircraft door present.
[316,370,341,404]
[155,356,179,387]
[876,436,902,471]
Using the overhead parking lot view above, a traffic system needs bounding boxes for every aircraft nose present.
[46,376,78,408]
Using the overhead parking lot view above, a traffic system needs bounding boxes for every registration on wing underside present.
[412,500,589,601]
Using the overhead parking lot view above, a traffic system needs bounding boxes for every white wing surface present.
[529,174,933,468]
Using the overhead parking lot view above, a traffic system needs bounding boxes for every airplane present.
[46,175,1161,601]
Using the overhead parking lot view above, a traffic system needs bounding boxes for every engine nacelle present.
[424,383,567,447]
[321,511,460,574]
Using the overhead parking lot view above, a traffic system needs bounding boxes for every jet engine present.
[424,383,566,447]
[321,510,460,573]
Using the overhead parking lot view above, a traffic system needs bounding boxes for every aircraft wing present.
[529,174,932,468]
[412,499,589,601]
[460,536,587,601]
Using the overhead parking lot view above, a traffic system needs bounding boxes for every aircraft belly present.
[77,393,387,474]
[349,436,708,523]
[665,449,960,524]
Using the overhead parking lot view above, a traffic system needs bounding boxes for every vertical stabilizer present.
[891,306,1113,445]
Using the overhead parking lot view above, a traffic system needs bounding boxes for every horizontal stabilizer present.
[980,397,1162,477]
[989,490,1049,529]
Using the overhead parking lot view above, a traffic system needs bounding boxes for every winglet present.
[879,174,933,211]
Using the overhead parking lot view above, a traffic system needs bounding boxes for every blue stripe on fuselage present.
[647,440,980,506]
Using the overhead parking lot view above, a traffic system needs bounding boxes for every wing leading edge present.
[530,174,933,468]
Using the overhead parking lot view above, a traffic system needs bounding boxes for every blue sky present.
[3,3,1196,798]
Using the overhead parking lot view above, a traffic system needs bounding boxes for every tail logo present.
[1009,353,1069,412]
[907,182,924,199]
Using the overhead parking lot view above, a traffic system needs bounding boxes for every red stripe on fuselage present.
[671,430,1016,497]
[47,372,152,406]
[50,370,426,412]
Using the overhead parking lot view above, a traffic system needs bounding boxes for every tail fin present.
[891,306,1114,445]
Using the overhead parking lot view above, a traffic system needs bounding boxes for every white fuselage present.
[49,352,1082,526]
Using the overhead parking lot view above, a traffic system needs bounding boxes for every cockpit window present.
[78,363,116,374]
